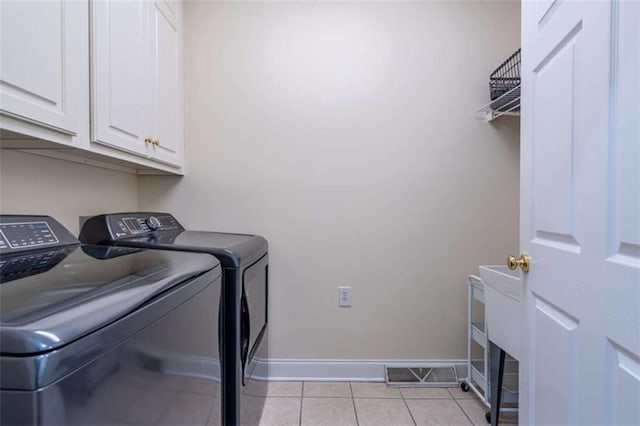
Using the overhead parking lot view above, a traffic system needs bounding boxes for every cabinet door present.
[91,0,151,157]
[149,0,183,167]
[0,0,85,138]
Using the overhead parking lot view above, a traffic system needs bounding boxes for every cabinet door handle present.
[152,138,160,146]
[144,137,152,144]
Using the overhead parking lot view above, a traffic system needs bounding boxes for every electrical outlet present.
[338,286,352,307]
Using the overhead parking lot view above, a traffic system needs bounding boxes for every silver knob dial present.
[146,216,161,231]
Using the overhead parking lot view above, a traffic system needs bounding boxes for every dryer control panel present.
[80,213,185,242]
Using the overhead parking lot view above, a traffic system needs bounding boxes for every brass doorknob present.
[507,254,531,273]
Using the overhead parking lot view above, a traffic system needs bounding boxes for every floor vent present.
[385,366,458,387]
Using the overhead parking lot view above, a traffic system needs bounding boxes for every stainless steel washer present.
[0,215,223,426]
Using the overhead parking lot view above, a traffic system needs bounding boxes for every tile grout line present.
[251,393,356,399]
[349,382,360,426]
[312,395,404,399]
[400,389,418,426]
[449,387,475,426]
[299,382,304,426]
[203,398,216,426]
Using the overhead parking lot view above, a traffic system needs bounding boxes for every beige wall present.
[141,0,522,360]
[0,150,138,234]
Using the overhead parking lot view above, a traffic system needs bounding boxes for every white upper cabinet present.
[149,0,183,167]
[0,0,183,173]
[91,0,151,157]
[0,0,87,143]
[91,0,183,167]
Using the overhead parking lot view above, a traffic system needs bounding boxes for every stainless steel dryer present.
[79,212,269,426]
[0,215,223,426]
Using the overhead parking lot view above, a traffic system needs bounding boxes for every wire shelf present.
[476,48,521,121]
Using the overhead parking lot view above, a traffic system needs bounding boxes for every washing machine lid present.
[80,213,268,267]
[0,244,220,355]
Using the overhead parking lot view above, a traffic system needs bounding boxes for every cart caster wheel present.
[485,411,491,424]
[460,382,470,392]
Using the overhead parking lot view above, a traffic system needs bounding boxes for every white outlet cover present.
[338,286,352,307]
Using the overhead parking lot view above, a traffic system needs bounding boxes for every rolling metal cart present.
[461,275,519,424]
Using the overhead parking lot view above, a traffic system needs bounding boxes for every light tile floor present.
[255,382,518,426]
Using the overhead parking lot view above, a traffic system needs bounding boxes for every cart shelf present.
[462,275,519,421]
[472,321,486,348]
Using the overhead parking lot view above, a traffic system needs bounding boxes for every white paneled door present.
[520,1,639,425]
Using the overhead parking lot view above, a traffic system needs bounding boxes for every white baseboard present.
[253,358,468,382]
[125,343,467,383]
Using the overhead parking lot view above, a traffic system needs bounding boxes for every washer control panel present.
[0,222,58,249]
[0,215,79,255]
